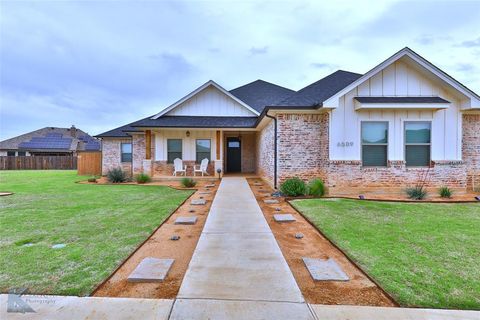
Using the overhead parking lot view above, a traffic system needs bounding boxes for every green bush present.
[106,168,127,183]
[87,177,97,183]
[307,178,325,197]
[180,177,197,188]
[439,186,453,198]
[280,177,306,197]
[135,173,151,184]
[406,186,427,200]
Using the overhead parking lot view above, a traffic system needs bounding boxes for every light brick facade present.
[255,120,275,186]
[101,138,132,175]
[462,114,480,190]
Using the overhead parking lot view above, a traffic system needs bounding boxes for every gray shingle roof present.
[229,80,295,113]
[354,96,450,104]
[273,70,362,107]
[131,116,258,128]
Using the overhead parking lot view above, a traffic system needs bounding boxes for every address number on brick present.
[337,141,354,147]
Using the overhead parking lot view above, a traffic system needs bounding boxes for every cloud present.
[456,63,477,73]
[249,46,269,55]
[310,63,338,70]
[457,37,480,47]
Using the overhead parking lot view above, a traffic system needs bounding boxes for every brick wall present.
[277,113,329,184]
[256,120,275,186]
[101,138,132,175]
[463,114,480,190]
[241,132,256,173]
[132,134,145,175]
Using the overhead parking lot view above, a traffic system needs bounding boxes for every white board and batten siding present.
[330,60,463,161]
[165,86,257,117]
[154,130,219,162]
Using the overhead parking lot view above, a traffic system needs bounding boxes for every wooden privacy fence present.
[77,151,102,176]
[0,156,77,170]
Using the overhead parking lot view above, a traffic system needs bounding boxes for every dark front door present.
[226,137,241,173]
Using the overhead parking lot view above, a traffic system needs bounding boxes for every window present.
[17,151,26,156]
[196,139,211,163]
[405,122,431,167]
[361,122,388,166]
[167,139,182,163]
[7,151,15,156]
[121,143,132,162]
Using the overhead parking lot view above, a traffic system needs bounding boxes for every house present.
[96,48,480,190]
[0,126,101,156]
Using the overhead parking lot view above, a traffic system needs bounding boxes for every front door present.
[226,137,241,173]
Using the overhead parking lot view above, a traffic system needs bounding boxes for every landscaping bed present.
[0,170,193,296]
[247,179,396,307]
[291,198,480,310]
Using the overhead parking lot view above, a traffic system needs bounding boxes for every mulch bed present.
[247,178,397,307]
[91,180,219,299]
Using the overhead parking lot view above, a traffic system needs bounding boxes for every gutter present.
[265,113,278,189]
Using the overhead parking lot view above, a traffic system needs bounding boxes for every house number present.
[337,141,354,147]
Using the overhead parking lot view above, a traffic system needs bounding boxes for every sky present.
[1,0,479,140]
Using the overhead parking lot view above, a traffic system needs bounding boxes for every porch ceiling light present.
[186,131,190,137]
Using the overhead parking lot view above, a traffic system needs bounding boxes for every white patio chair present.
[194,158,209,176]
[173,158,187,176]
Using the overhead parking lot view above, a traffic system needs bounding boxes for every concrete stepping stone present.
[273,214,296,222]
[205,184,215,188]
[264,199,279,204]
[128,257,174,282]
[199,191,211,195]
[175,216,198,225]
[253,182,263,186]
[302,257,349,281]
[191,199,206,205]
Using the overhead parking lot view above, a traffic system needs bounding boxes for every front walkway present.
[171,177,312,318]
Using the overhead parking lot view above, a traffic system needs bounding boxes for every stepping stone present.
[273,214,296,222]
[295,233,304,239]
[128,257,174,282]
[175,216,198,225]
[199,191,211,195]
[302,257,349,281]
[254,183,263,186]
[170,235,180,241]
[259,190,271,194]
[205,184,215,188]
[264,199,279,204]
[191,199,206,205]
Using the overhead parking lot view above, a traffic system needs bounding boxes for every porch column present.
[215,130,223,177]
[143,130,153,176]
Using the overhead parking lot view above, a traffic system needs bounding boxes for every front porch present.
[137,129,259,179]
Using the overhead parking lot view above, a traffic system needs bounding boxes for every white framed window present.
[361,121,388,167]
[120,143,132,162]
[404,121,431,167]
[196,139,211,163]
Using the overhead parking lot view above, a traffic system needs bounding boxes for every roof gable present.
[323,47,480,110]
[152,80,259,119]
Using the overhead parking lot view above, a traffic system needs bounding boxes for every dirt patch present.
[92,180,219,299]
[247,178,396,307]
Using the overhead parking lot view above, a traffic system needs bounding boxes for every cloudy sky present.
[1,0,479,140]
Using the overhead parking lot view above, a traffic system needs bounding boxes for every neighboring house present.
[0,126,101,156]
[96,48,480,190]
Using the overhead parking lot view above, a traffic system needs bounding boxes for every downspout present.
[265,113,278,189]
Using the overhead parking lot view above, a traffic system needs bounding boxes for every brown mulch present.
[247,178,397,307]
[91,180,219,299]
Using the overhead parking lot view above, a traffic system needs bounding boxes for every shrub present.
[107,167,127,183]
[307,178,325,197]
[439,186,453,198]
[135,173,151,184]
[87,177,97,183]
[406,186,427,200]
[280,177,306,197]
[180,177,197,188]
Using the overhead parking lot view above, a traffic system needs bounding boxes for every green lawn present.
[292,198,480,310]
[0,170,192,296]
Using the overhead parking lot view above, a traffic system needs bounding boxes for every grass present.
[291,198,480,310]
[0,170,193,296]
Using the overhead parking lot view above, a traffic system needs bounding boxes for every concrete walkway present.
[173,177,313,319]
